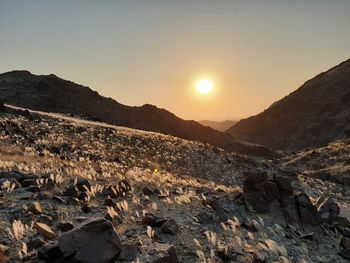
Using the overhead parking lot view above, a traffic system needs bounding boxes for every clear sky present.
[1,1,350,121]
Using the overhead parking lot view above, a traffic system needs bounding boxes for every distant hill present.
[0,70,274,158]
[199,120,237,132]
[227,58,350,151]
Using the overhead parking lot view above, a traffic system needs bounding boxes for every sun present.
[196,79,213,94]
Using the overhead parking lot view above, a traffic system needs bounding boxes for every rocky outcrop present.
[39,218,122,263]
[243,172,322,227]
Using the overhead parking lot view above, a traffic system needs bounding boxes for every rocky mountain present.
[198,120,237,132]
[0,70,273,158]
[227,58,350,152]
[1,105,350,262]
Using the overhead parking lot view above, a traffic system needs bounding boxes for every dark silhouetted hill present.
[227,58,350,151]
[0,70,274,157]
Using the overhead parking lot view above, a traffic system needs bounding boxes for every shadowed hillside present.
[227,58,350,151]
[0,70,274,158]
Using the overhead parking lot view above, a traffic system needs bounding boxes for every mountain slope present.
[227,58,350,151]
[198,120,237,132]
[0,70,274,157]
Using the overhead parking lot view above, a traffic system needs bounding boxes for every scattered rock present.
[28,201,42,214]
[35,222,56,239]
[143,186,155,196]
[161,219,179,235]
[118,244,139,261]
[142,213,167,227]
[57,217,122,263]
[152,246,179,263]
[28,237,47,249]
[57,221,74,232]
[318,198,340,223]
[104,197,115,207]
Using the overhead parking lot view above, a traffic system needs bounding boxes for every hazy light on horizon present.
[1,0,350,121]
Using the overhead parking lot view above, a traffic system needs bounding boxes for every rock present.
[143,186,155,196]
[318,198,340,223]
[63,185,79,197]
[78,192,89,202]
[196,211,218,225]
[38,191,53,200]
[75,178,91,192]
[53,195,66,204]
[104,197,115,207]
[57,221,74,232]
[21,178,38,187]
[28,202,42,214]
[28,237,47,249]
[35,222,56,239]
[18,192,33,200]
[57,217,122,263]
[142,213,167,227]
[118,244,139,261]
[152,246,179,263]
[0,244,8,254]
[295,193,322,226]
[341,236,350,251]
[243,172,268,192]
[81,204,91,213]
[242,221,259,232]
[273,175,293,196]
[161,219,179,235]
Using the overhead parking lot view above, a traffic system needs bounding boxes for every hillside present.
[227,58,350,151]
[0,70,273,158]
[1,105,350,262]
[198,120,237,132]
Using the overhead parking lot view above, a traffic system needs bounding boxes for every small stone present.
[81,204,91,213]
[28,202,42,214]
[28,237,47,249]
[143,187,155,196]
[57,221,74,232]
[21,179,38,187]
[161,219,179,235]
[152,246,179,263]
[76,178,91,192]
[38,191,53,200]
[53,195,66,204]
[142,213,167,227]
[63,185,79,197]
[35,222,56,239]
[0,244,8,254]
[119,244,139,261]
[104,197,115,207]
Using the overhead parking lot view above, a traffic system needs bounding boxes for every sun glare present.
[196,79,213,95]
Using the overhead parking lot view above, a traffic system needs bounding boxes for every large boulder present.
[40,217,122,263]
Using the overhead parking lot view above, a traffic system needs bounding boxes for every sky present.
[1,1,350,121]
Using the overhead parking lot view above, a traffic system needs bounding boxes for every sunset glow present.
[196,79,213,95]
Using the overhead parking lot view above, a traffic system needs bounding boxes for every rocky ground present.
[1,105,350,262]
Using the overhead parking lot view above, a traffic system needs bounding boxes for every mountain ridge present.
[227,58,350,151]
[0,70,275,158]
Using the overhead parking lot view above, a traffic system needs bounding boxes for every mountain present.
[227,58,350,151]
[0,70,274,158]
[198,120,237,132]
